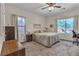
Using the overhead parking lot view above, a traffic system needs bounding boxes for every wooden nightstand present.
[26,34,32,42]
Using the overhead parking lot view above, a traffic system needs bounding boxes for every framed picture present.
[33,24,41,29]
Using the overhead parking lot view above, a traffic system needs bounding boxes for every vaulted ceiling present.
[6,3,79,16]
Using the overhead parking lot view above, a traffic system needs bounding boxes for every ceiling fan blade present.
[41,6,48,10]
[62,7,65,9]
[54,6,61,8]
[46,3,56,6]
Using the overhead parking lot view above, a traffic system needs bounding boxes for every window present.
[18,16,25,33]
[66,18,74,33]
[57,19,65,33]
[57,17,74,33]
[17,16,26,42]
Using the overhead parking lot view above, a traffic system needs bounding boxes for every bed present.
[32,32,60,47]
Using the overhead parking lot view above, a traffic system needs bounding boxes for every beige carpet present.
[23,41,79,56]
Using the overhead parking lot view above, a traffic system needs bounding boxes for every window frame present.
[17,16,26,41]
[56,17,74,33]
[56,18,66,33]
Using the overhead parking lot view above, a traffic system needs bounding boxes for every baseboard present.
[21,41,27,44]
[60,39,73,42]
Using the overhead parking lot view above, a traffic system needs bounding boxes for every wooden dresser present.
[1,40,25,56]
[5,26,15,41]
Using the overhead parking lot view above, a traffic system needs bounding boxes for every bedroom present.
[0,3,79,56]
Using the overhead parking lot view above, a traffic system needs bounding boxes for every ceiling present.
[6,3,79,16]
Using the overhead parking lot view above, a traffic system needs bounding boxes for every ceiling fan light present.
[48,7,54,10]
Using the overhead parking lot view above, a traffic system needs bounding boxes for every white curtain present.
[0,3,5,55]
[11,15,18,40]
[77,16,79,32]
[74,16,78,32]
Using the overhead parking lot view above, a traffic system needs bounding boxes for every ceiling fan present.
[41,3,65,12]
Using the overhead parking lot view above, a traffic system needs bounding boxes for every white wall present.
[45,17,57,32]
[5,5,46,33]
[46,9,79,41]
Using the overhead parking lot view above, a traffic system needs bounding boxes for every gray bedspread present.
[32,32,60,47]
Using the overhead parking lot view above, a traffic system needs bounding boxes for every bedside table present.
[26,34,32,42]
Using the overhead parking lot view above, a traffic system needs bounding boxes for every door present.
[17,16,26,43]
[5,26,15,41]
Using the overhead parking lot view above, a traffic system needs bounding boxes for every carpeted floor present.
[23,40,79,56]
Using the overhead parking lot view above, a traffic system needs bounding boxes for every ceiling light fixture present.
[48,7,54,11]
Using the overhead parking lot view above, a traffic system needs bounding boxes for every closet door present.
[5,26,15,41]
